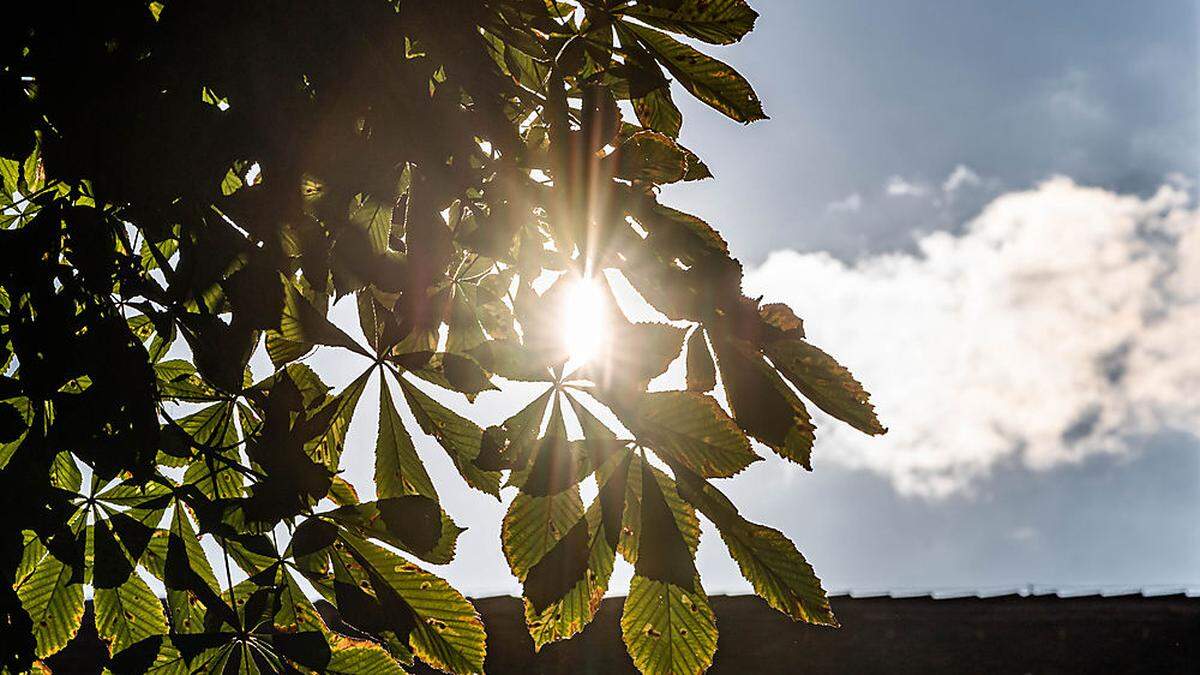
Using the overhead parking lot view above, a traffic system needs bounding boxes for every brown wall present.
[46,594,1200,673]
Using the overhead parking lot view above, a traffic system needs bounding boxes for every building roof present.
[825,584,1200,599]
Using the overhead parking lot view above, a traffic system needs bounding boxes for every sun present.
[561,276,610,373]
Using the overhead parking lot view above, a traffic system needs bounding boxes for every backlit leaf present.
[95,572,170,656]
[713,337,816,468]
[765,339,887,436]
[376,377,438,501]
[620,576,717,675]
[339,532,487,674]
[624,23,767,123]
[325,637,408,675]
[675,469,837,626]
[399,376,502,497]
[616,391,759,478]
[625,0,759,45]
[685,328,716,393]
[279,281,371,358]
[15,544,85,658]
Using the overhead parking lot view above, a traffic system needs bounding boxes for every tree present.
[0,1,884,673]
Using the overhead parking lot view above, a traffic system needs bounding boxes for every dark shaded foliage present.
[0,1,883,673]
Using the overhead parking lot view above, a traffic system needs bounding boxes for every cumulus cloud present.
[885,175,931,198]
[826,192,863,213]
[745,177,1199,497]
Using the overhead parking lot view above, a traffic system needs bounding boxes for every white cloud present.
[942,164,981,193]
[826,192,863,213]
[745,177,1199,497]
[885,175,930,198]
[1165,171,1195,192]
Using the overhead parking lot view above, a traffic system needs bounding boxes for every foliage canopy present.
[0,1,884,673]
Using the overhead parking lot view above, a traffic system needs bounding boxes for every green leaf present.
[95,572,170,656]
[266,329,313,369]
[325,637,409,675]
[502,489,584,582]
[764,339,886,436]
[163,502,234,633]
[618,391,759,478]
[328,475,361,506]
[279,281,371,358]
[109,637,202,674]
[625,0,759,45]
[408,352,498,403]
[632,458,698,588]
[507,398,591,496]
[625,23,767,123]
[338,532,487,675]
[685,328,716,393]
[398,376,501,497]
[634,197,729,260]
[0,156,20,195]
[447,286,488,356]
[467,339,555,382]
[614,131,689,184]
[579,303,686,392]
[475,386,554,472]
[49,451,82,493]
[376,377,438,501]
[155,359,219,402]
[15,544,85,659]
[618,456,701,566]
[620,576,718,675]
[220,167,244,196]
[183,449,244,501]
[328,497,464,565]
[634,86,683,138]
[523,448,631,649]
[178,404,245,499]
[0,397,31,469]
[306,369,370,470]
[276,567,327,632]
[675,469,837,626]
[349,195,394,256]
[177,401,239,450]
[713,337,816,469]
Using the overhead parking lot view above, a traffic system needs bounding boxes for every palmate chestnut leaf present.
[0,1,883,673]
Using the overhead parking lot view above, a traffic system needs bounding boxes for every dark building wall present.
[428,595,1200,675]
[46,594,1200,674]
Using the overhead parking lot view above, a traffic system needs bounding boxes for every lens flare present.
[562,277,609,372]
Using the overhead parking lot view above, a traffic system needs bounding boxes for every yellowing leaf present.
[339,532,487,675]
[95,572,170,656]
[621,576,717,675]
[617,391,759,479]
[326,637,408,674]
[15,546,85,659]
[765,339,887,436]
[676,469,837,627]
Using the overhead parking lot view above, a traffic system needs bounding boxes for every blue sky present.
[666,0,1200,260]
[674,0,1200,593]
[316,1,1200,597]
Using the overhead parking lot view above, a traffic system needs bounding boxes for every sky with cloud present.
[308,1,1200,597]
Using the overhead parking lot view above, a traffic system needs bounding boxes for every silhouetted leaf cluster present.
[0,1,883,673]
